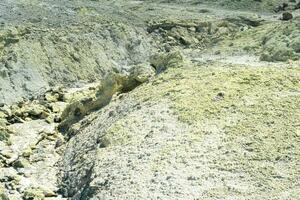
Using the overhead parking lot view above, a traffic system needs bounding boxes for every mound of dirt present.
[59,64,300,199]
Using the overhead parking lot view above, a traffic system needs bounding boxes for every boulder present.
[281,12,293,21]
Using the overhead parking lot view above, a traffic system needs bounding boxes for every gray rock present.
[281,12,293,20]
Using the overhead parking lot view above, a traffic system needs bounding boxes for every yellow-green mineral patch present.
[133,64,300,124]
[128,64,300,196]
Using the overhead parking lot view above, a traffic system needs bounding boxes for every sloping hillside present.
[0,0,300,199]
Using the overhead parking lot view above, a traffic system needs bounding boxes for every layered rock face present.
[1,0,300,199]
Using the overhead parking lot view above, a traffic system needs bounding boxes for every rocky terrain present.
[0,0,300,199]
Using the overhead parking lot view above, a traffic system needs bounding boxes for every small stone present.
[71,52,81,62]
[46,135,57,141]
[45,115,54,124]
[22,148,32,158]
[29,144,37,150]
[213,91,226,101]
[40,111,50,119]
[45,92,59,103]
[131,63,155,83]
[12,158,30,168]
[281,12,293,21]
[25,117,32,122]
[188,27,196,32]
[215,50,221,55]
[54,115,62,123]
[42,188,57,197]
[27,106,43,116]
[50,102,67,114]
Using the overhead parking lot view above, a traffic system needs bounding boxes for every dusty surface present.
[1,0,300,200]
[59,64,300,200]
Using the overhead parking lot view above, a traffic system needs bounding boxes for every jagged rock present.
[58,67,157,133]
[12,158,30,168]
[45,93,59,103]
[50,102,67,114]
[45,115,54,124]
[147,19,197,33]
[62,83,101,103]
[23,187,45,200]
[7,102,50,122]
[150,51,185,72]
[26,105,44,117]
[129,63,156,84]
[42,188,57,197]
[58,75,122,132]
[148,18,239,51]
[44,87,65,103]
[0,169,20,197]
